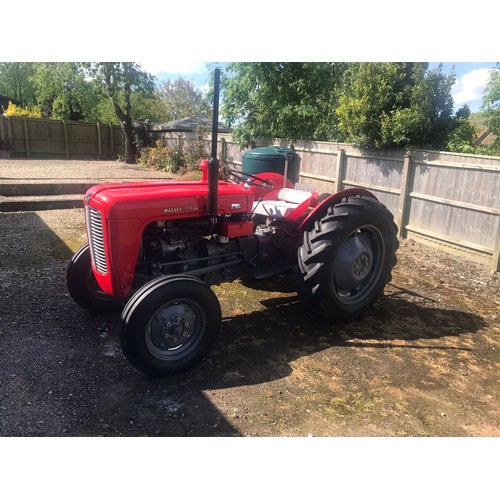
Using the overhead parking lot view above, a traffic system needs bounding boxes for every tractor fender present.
[299,188,378,232]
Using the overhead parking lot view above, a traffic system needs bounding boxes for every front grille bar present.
[86,206,108,274]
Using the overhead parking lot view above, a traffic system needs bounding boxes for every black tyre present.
[120,275,222,377]
[297,196,398,322]
[66,244,123,313]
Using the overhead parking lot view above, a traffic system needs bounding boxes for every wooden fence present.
[0,116,124,159]
[158,131,500,272]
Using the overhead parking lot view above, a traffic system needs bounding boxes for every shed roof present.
[151,114,231,133]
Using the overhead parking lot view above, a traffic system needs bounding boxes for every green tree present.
[221,62,348,147]
[157,77,211,121]
[446,105,478,153]
[31,63,105,121]
[336,63,457,150]
[481,67,500,155]
[85,63,156,163]
[0,62,36,106]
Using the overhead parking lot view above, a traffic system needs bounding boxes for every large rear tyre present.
[297,196,398,322]
[120,275,222,377]
[66,244,123,313]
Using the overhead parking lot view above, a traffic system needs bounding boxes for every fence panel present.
[342,153,404,216]
[405,156,500,262]
[67,121,99,158]
[7,117,26,155]
[0,116,123,159]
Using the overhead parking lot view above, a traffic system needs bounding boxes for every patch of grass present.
[329,391,383,417]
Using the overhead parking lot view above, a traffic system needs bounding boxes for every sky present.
[138,61,498,114]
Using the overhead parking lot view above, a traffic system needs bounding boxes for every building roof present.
[150,114,231,133]
[476,128,496,146]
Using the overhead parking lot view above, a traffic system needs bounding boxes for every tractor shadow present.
[164,274,487,391]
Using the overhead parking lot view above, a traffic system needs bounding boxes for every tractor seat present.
[252,188,318,221]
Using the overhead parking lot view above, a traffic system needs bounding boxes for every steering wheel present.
[228,169,274,189]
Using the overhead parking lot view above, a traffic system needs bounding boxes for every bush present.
[4,101,42,118]
[138,142,177,173]
[138,138,207,174]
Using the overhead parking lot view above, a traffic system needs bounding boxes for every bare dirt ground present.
[0,160,498,438]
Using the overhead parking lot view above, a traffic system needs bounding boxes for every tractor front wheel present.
[297,196,398,322]
[120,275,222,377]
[66,244,123,313]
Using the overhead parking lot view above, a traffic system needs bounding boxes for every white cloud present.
[138,61,206,77]
[452,68,492,107]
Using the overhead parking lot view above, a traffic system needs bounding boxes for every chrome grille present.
[86,206,108,274]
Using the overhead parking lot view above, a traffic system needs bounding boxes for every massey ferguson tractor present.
[66,69,398,377]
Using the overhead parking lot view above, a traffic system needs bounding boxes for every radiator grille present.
[86,206,108,274]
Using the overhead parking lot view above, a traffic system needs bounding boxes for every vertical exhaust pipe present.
[207,67,220,216]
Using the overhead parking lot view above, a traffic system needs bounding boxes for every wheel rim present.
[145,299,206,360]
[332,225,385,305]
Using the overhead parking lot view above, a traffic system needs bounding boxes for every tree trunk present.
[121,118,136,164]
[103,66,137,164]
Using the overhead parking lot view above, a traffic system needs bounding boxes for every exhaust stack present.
[207,67,221,216]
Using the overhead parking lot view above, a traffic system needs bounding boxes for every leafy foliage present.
[4,101,42,118]
[157,77,211,120]
[221,63,348,147]
[221,62,467,151]
[336,63,457,149]
[84,63,157,163]
[30,63,103,121]
[1,61,497,157]
[446,108,479,153]
[138,138,206,173]
[480,67,500,155]
[0,62,36,103]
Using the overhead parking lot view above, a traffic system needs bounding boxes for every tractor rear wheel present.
[120,275,221,377]
[297,196,398,322]
[66,244,123,313]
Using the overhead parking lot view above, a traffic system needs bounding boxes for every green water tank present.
[241,146,300,185]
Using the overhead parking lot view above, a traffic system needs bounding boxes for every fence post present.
[221,137,226,162]
[493,217,500,272]
[334,148,345,192]
[0,117,8,159]
[96,122,102,159]
[7,117,13,156]
[62,120,70,158]
[109,124,114,158]
[397,154,412,238]
[23,117,30,158]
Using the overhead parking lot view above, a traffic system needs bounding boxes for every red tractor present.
[66,69,398,377]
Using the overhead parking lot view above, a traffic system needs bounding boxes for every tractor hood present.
[85,180,254,222]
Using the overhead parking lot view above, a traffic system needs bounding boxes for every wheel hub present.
[150,304,196,351]
[334,233,374,292]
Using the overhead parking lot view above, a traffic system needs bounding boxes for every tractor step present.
[0,194,83,212]
[0,182,96,197]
